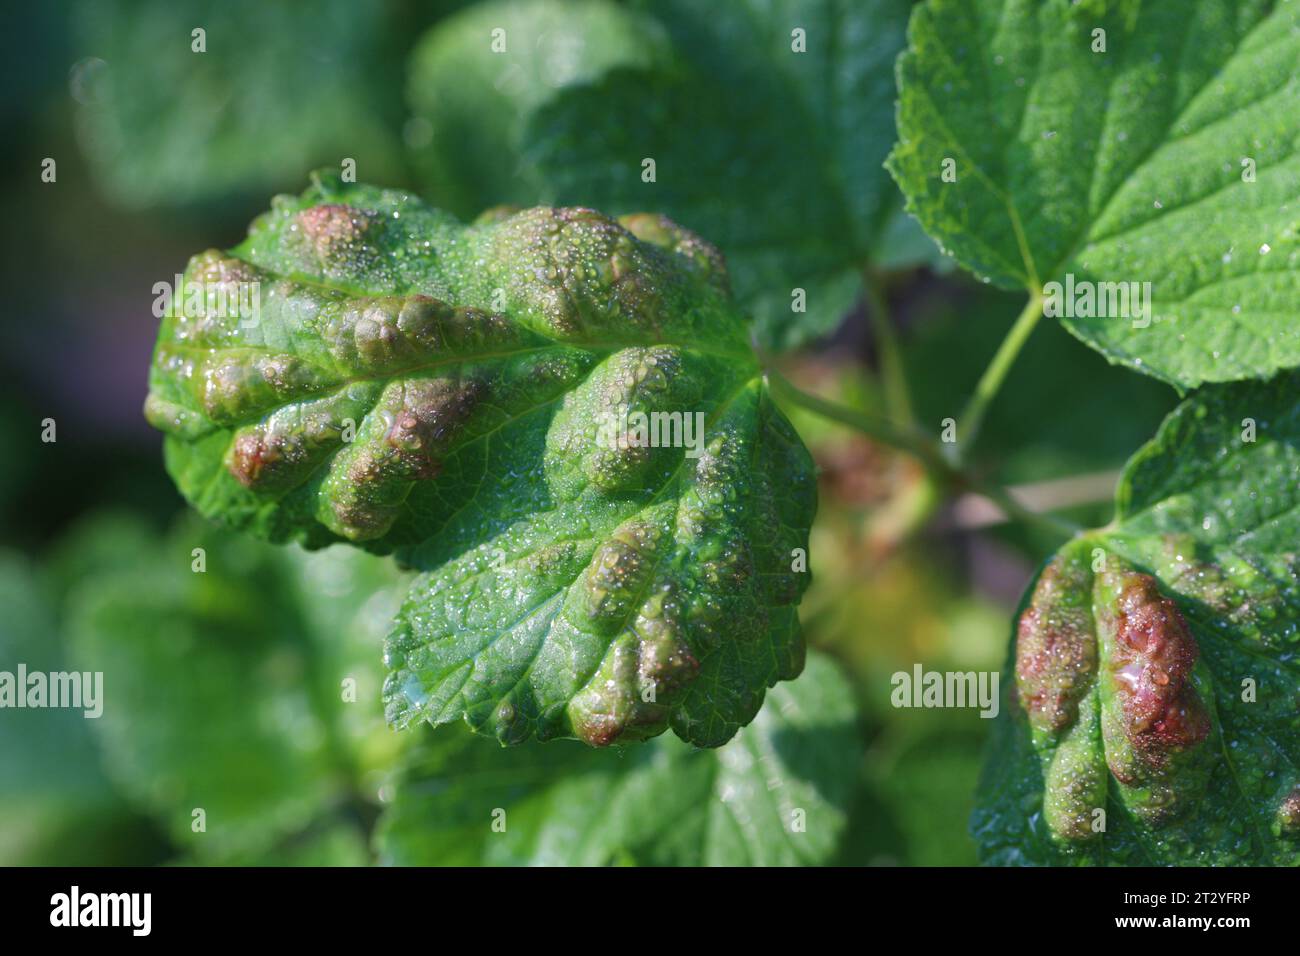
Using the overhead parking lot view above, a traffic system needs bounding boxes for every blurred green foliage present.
[0,550,161,865]
[1,516,407,865]
[64,517,406,862]
[71,0,411,208]
[379,653,860,866]
[407,0,671,217]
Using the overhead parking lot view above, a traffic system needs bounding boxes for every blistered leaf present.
[888,0,1300,389]
[144,173,817,749]
[375,652,859,866]
[975,370,1300,864]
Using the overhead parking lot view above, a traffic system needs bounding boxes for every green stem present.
[765,368,944,472]
[861,269,915,427]
[767,367,1080,540]
[955,293,1044,458]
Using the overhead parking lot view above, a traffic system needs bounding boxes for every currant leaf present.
[144,172,817,748]
[889,0,1300,389]
[976,370,1300,864]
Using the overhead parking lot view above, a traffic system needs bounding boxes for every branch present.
[766,367,1083,540]
[954,293,1044,459]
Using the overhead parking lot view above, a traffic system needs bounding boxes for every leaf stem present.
[861,268,915,427]
[765,367,944,472]
[766,367,1081,540]
[955,293,1044,459]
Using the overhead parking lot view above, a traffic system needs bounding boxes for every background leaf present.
[376,651,860,865]
[72,0,410,208]
[406,0,671,217]
[0,550,160,865]
[409,0,917,350]
[65,516,406,862]
[889,0,1300,388]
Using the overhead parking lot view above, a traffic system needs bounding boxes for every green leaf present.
[173,824,372,867]
[406,0,671,219]
[975,370,1300,865]
[66,516,405,861]
[73,0,407,207]
[888,0,1300,389]
[410,0,914,350]
[144,173,817,749]
[0,551,142,864]
[376,651,859,865]
[862,731,986,866]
